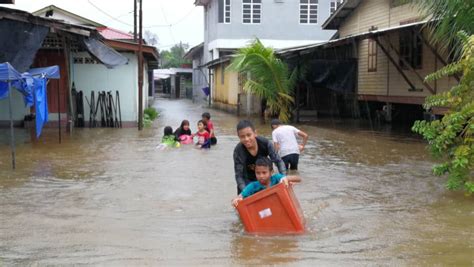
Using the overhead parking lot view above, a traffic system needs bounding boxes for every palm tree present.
[415,0,474,52]
[412,0,474,194]
[227,39,297,122]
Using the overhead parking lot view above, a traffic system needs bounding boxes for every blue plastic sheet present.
[34,78,48,137]
[0,62,59,137]
[28,66,60,79]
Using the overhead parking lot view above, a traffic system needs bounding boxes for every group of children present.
[159,112,217,149]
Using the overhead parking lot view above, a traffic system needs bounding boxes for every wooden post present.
[138,0,143,130]
[382,35,435,94]
[7,82,16,169]
[374,37,417,92]
[57,79,61,143]
[415,30,461,82]
[133,0,137,42]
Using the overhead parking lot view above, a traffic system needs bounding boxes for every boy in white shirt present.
[271,119,308,171]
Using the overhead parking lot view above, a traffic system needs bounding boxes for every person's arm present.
[233,146,247,192]
[280,175,302,187]
[267,140,286,175]
[208,121,215,137]
[272,132,280,152]
[232,194,243,207]
[297,129,308,152]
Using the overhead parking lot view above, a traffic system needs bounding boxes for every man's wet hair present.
[270,119,282,128]
[236,120,255,132]
[255,157,273,171]
[202,112,211,119]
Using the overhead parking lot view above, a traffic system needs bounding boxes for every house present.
[183,42,207,102]
[32,5,159,127]
[0,7,128,127]
[153,68,193,99]
[192,0,341,114]
[279,0,458,122]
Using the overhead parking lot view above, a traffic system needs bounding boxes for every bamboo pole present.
[8,82,16,169]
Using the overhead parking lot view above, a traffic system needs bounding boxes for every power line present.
[158,1,176,44]
[87,0,133,27]
[144,6,196,28]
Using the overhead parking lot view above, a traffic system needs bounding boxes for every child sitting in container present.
[194,120,211,149]
[174,119,193,144]
[232,157,301,207]
[157,126,180,149]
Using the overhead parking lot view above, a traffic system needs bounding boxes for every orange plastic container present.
[236,183,305,234]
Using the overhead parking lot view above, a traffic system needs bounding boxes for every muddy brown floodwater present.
[0,98,473,265]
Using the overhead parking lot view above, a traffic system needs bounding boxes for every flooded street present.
[0,98,473,265]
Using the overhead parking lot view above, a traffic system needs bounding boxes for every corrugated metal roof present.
[97,27,134,40]
[322,0,362,30]
[278,20,428,56]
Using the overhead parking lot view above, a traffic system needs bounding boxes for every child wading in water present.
[174,119,193,144]
[158,126,180,149]
[232,157,301,207]
[202,112,217,145]
[194,120,210,149]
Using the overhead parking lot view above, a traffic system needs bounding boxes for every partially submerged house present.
[279,0,458,122]
[192,0,340,114]
[0,6,128,127]
[32,5,159,127]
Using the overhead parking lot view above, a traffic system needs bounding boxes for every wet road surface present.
[0,98,473,265]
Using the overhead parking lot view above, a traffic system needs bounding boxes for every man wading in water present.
[233,120,286,194]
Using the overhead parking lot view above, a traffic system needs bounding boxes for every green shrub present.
[144,107,159,121]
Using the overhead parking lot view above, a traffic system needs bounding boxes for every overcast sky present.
[0,0,204,51]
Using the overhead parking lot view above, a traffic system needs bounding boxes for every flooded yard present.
[0,98,472,265]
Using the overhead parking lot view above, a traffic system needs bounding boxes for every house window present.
[242,0,261,24]
[300,0,318,24]
[391,0,412,7]
[368,39,377,72]
[218,0,231,23]
[399,29,423,69]
[330,0,344,15]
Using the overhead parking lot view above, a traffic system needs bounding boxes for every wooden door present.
[33,49,69,113]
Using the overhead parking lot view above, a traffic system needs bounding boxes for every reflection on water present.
[0,98,473,265]
[231,234,299,265]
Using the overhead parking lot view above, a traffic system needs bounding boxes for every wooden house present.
[280,0,458,122]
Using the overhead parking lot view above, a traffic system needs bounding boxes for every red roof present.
[97,27,133,40]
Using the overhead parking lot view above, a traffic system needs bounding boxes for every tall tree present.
[227,39,296,122]
[412,0,474,194]
[160,42,191,68]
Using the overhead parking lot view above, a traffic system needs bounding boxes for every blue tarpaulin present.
[0,62,60,137]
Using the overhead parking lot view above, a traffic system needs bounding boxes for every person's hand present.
[280,177,289,187]
[299,144,305,152]
[232,196,243,207]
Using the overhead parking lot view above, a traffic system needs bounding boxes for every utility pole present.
[133,0,137,42]
[137,0,144,130]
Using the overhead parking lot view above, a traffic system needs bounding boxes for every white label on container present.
[259,208,272,219]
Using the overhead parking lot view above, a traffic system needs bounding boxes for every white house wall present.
[72,51,148,125]
[0,89,30,123]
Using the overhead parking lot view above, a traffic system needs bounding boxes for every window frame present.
[330,0,344,16]
[242,0,262,24]
[299,0,318,25]
[399,29,423,70]
[367,38,378,72]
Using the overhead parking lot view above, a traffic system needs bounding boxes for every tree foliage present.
[412,32,474,194]
[227,39,296,122]
[160,42,191,68]
[414,0,474,53]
